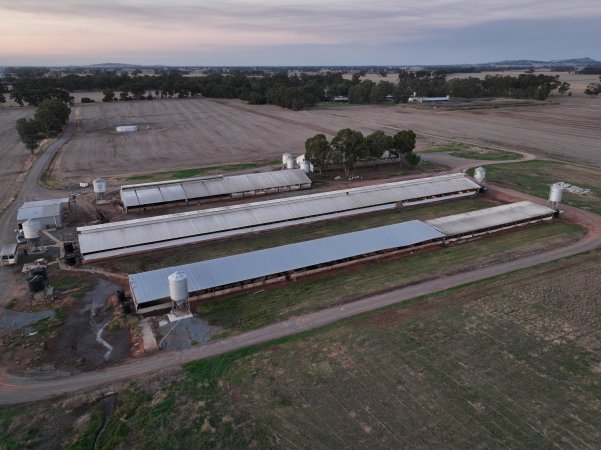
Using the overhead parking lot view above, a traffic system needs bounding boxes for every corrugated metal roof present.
[21,198,69,208]
[120,169,312,208]
[17,198,69,222]
[426,201,555,236]
[129,220,445,304]
[17,204,62,222]
[79,174,479,259]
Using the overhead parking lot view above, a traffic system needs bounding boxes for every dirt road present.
[1,184,600,406]
[0,112,77,307]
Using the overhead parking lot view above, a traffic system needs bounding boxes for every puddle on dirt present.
[43,278,131,372]
[0,309,55,332]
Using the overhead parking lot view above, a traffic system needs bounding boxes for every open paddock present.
[0,107,35,210]
[53,94,601,184]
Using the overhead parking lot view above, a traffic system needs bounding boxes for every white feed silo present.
[548,183,564,208]
[296,154,306,166]
[286,155,295,169]
[301,160,312,174]
[22,219,42,240]
[282,153,293,166]
[168,271,188,305]
[93,178,107,200]
[474,167,486,184]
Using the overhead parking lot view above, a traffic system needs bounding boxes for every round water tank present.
[93,178,107,194]
[296,154,306,166]
[286,156,295,170]
[29,266,48,281]
[282,153,293,165]
[64,242,74,253]
[22,219,42,240]
[116,290,127,304]
[26,275,45,293]
[549,183,564,203]
[301,160,311,174]
[474,167,486,184]
[168,271,188,303]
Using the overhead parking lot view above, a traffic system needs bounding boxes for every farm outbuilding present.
[129,220,446,312]
[17,198,70,229]
[426,201,555,238]
[77,174,480,262]
[128,200,557,312]
[120,169,312,211]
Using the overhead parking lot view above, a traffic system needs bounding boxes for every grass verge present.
[125,160,280,183]
[421,142,522,160]
[476,160,601,215]
[194,219,582,334]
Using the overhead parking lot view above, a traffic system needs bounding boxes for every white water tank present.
[549,183,564,204]
[168,271,188,304]
[474,167,486,184]
[282,153,293,165]
[301,160,311,174]
[286,156,295,169]
[93,178,107,194]
[22,219,42,240]
[116,125,138,132]
[296,154,306,166]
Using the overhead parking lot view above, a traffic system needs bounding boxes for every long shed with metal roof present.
[78,174,480,261]
[129,220,445,310]
[120,169,312,211]
[128,200,557,312]
[426,201,555,238]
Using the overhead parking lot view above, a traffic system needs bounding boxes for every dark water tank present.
[117,290,126,304]
[64,242,74,253]
[29,266,48,281]
[26,275,46,293]
[65,254,77,266]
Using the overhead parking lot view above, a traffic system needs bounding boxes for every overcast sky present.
[1,0,599,66]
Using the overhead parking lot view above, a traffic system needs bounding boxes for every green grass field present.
[125,160,280,183]
[5,249,601,449]
[478,160,601,215]
[421,142,522,160]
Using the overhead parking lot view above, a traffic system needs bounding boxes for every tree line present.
[1,70,569,110]
[16,99,71,153]
[305,129,420,177]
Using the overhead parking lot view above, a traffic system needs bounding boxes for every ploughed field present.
[0,107,34,209]
[55,95,601,182]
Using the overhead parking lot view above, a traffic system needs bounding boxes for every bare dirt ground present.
[51,95,601,186]
[0,273,135,377]
[0,107,35,210]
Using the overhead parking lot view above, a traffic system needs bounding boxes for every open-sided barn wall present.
[78,174,480,261]
[128,200,558,312]
[426,201,555,237]
[129,220,446,308]
[120,169,312,210]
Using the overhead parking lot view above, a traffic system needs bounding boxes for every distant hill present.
[486,57,601,67]
[89,62,140,68]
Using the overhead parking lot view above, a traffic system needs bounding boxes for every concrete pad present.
[140,318,159,354]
